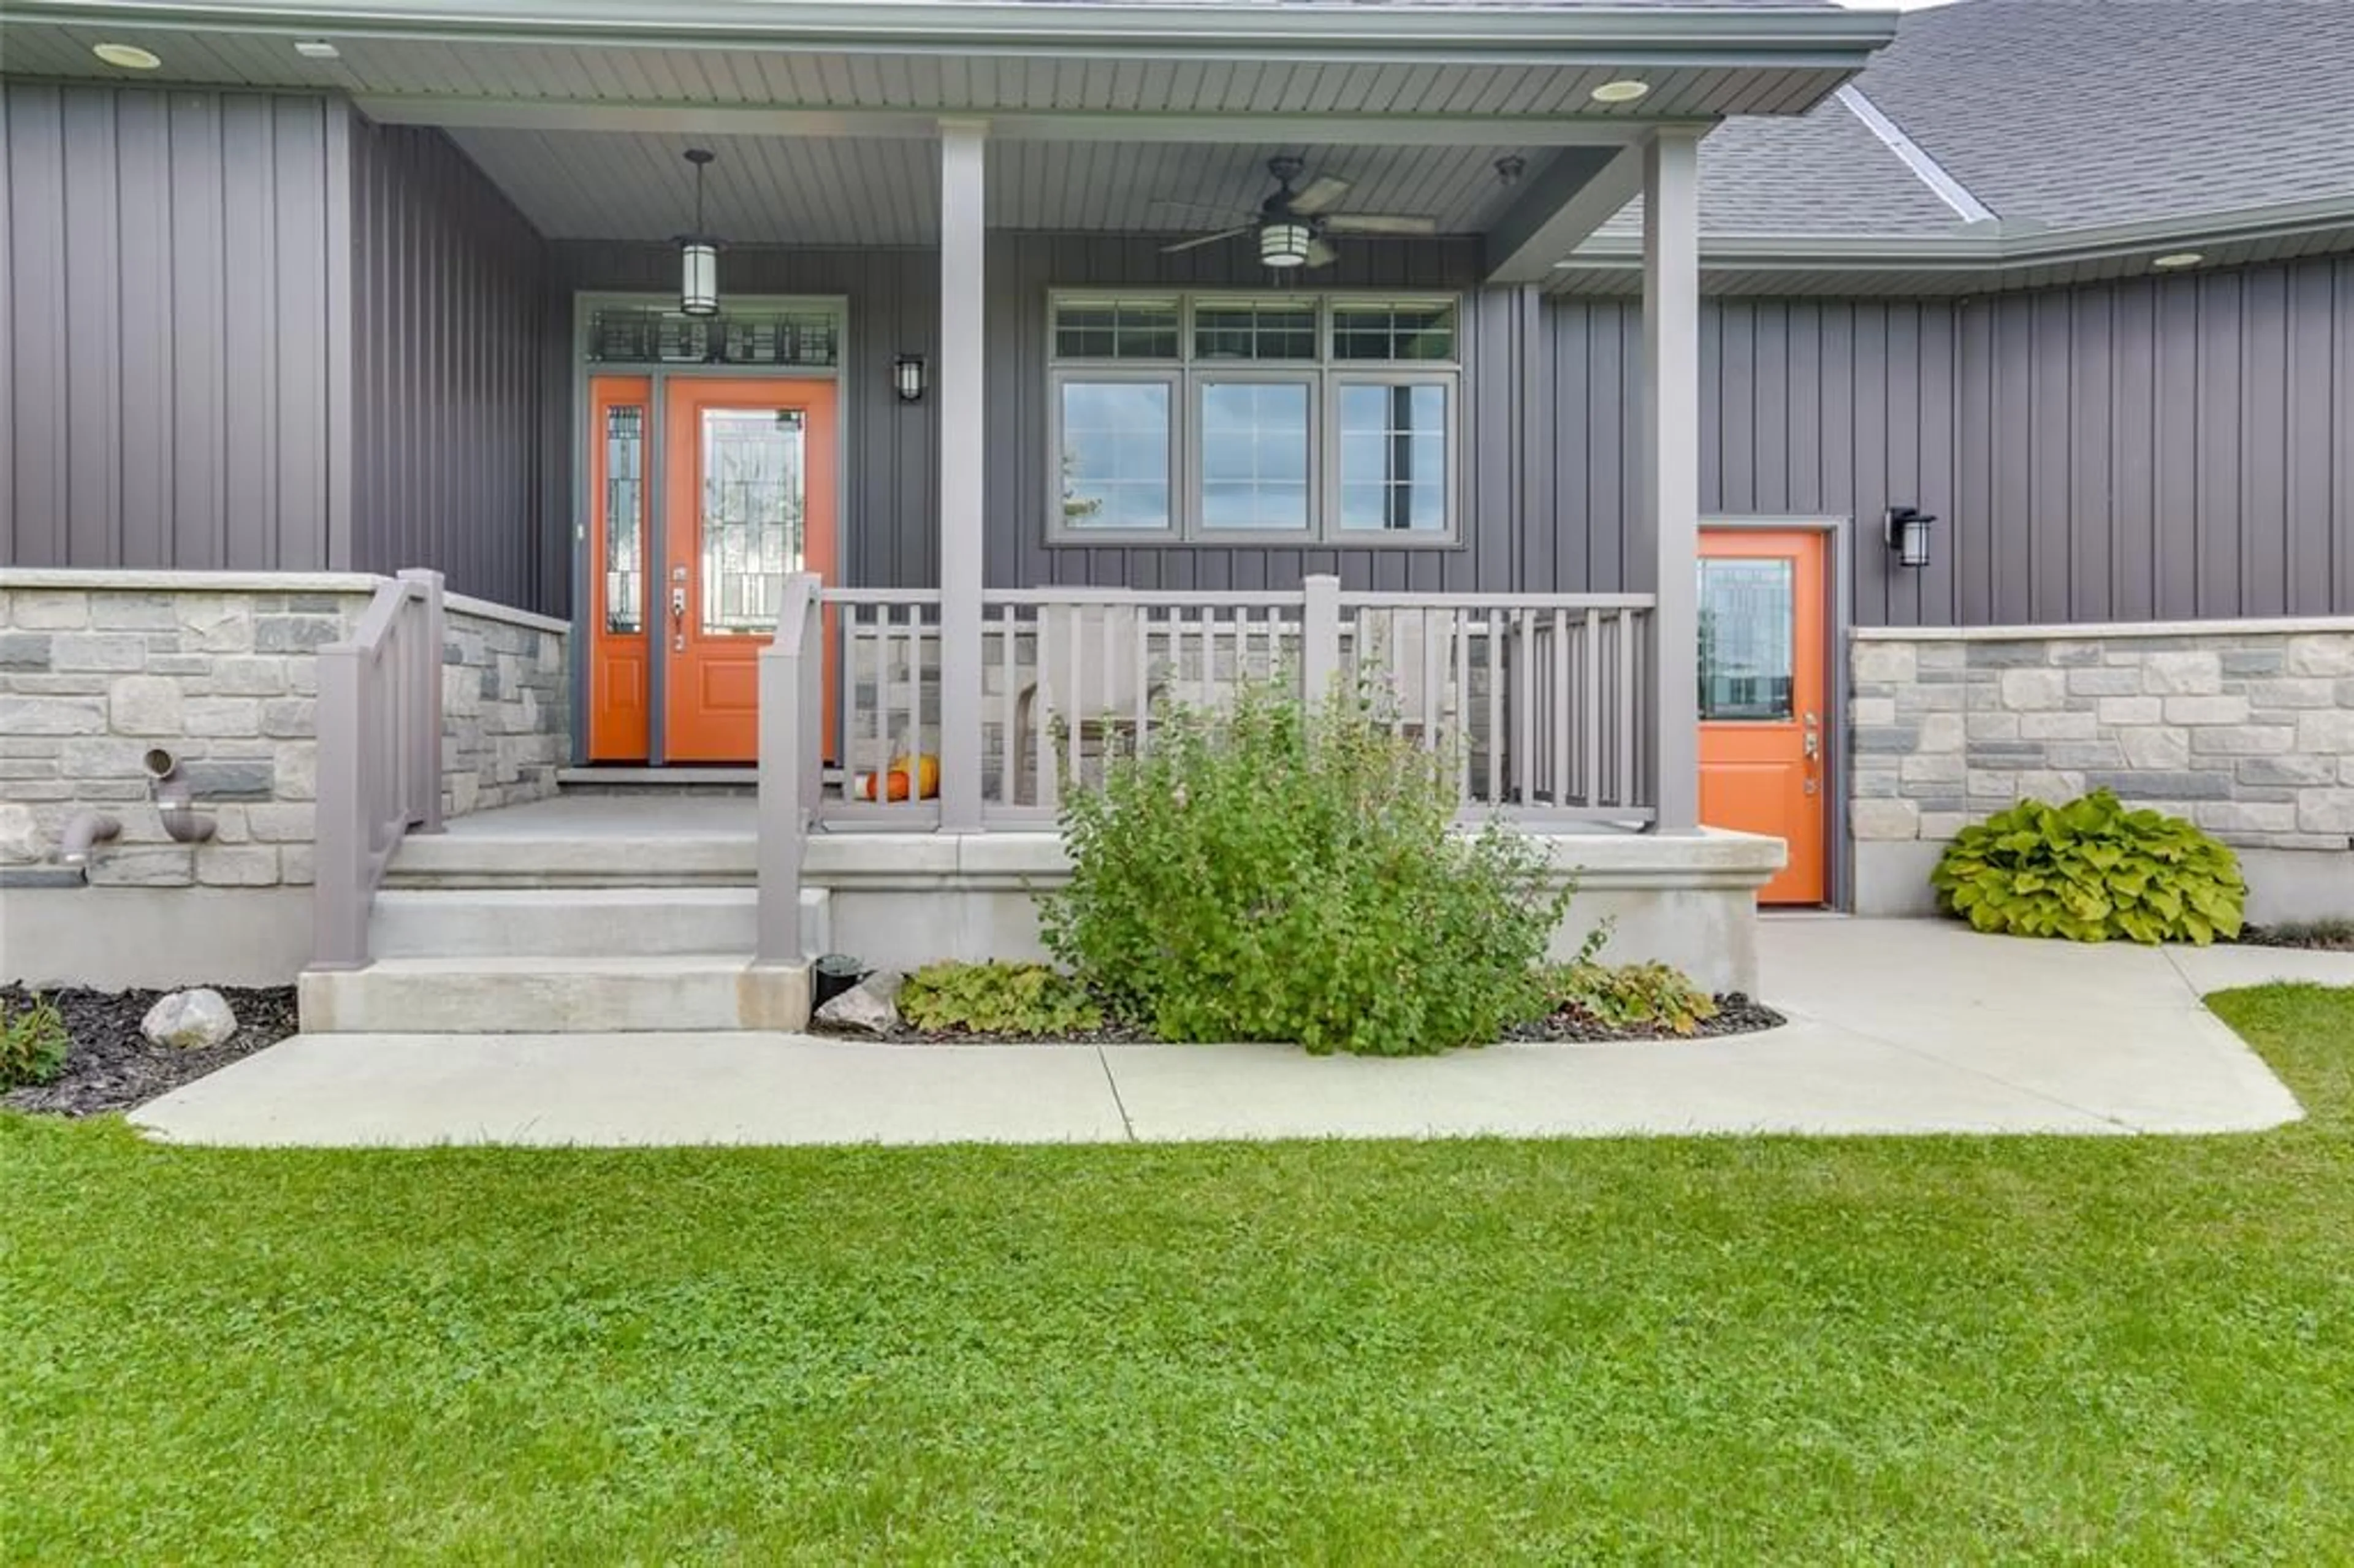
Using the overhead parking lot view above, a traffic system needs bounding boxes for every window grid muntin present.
[1053,371,1180,533]
[1197,374,1316,533]
[1336,378,1451,534]
[1046,291,1461,544]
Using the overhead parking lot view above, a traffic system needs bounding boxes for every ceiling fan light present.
[1259,220,1314,269]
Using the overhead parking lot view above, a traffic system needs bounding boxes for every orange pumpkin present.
[856,754,941,802]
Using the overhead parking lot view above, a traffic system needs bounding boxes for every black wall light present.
[893,354,928,404]
[1884,506,1935,569]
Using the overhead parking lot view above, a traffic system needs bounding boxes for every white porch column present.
[937,120,987,831]
[1641,127,1703,835]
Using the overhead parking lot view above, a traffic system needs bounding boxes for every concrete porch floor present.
[133,920,2337,1147]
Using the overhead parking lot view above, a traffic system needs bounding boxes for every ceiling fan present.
[1159,156,1438,270]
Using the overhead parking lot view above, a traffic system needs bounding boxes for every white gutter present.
[10,0,1902,59]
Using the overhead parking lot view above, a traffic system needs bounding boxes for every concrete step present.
[369,887,831,961]
[299,955,810,1033]
[386,832,756,888]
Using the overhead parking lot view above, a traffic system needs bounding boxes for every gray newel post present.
[397,568,446,835]
[1641,129,1703,834]
[1302,574,1343,707]
[937,119,988,832]
[755,575,820,964]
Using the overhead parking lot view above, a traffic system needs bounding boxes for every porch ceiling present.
[445,129,1569,246]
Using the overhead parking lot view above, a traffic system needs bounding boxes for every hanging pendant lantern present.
[678,148,721,318]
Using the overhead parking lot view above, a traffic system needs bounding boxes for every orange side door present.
[1698,529,1829,905]
[661,377,839,764]
[587,376,653,761]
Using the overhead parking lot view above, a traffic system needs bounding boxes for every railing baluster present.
[1513,609,1534,809]
[1133,604,1151,752]
[1550,609,1569,809]
[997,603,1017,807]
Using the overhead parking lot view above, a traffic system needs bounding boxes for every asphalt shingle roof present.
[1596,0,2354,250]
[1861,0,2354,231]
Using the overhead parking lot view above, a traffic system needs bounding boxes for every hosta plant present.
[897,962,1106,1036]
[1932,790,2245,945]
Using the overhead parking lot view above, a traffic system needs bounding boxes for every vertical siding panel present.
[164,91,226,568]
[60,86,122,564]
[1589,300,1627,594]
[1785,300,1823,515]
[2196,272,2243,617]
[2240,264,2290,618]
[1881,303,1922,629]
[219,97,274,569]
[2029,292,2072,624]
[273,97,329,568]
[2334,258,2354,615]
[1718,300,1756,513]
[1750,300,1789,513]
[2068,289,2113,622]
[115,91,173,568]
[1819,303,1857,609]
[1990,298,2035,623]
[2110,281,2157,621]
[2153,278,2201,619]
[1954,301,1995,626]
[1854,303,1895,630]
[7,87,66,565]
[1696,295,1723,513]
[1913,303,1957,629]
[1549,301,1590,592]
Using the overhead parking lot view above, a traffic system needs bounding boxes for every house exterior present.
[2,0,2349,1012]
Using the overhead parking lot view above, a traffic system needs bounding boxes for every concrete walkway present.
[132,919,2340,1148]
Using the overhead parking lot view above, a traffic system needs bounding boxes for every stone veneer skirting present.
[0,571,569,890]
[1848,617,2354,918]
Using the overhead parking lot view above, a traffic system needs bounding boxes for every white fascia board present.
[10,0,1900,63]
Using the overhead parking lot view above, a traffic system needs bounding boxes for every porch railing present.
[312,569,446,970]
[773,575,1657,840]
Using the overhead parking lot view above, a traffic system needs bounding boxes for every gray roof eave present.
[7,0,1900,63]
[1563,193,2354,273]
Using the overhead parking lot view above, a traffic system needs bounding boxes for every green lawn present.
[7,986,2353,1564]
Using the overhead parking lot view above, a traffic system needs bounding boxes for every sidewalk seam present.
[1095,1047,1137,1143]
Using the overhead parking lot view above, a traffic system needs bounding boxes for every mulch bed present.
[1,984,299,1118]
[828,995,1785,1047]
[1504,992,1786,1045]
[2237,924,2354,953]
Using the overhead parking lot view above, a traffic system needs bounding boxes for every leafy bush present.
[1040,679,1569,1056]
[898,962,1105,1036]
[1932,790,2246,944]
[1,993,71,1089]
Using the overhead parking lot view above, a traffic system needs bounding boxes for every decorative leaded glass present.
[603,405,646,634]
[698,408,805,635]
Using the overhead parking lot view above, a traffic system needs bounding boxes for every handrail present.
[312,569,445,970]
[755,573,826,964]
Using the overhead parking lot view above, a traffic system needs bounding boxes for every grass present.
[4,986,2352,1564]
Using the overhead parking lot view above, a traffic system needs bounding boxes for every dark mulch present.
[1,984,299,1118]
[824,996,1786,1048]
[1504,992,1786,1045]
[2238,923,2354,953]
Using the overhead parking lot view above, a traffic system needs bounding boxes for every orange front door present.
[1699,528,1829,905]
[660,377,838,763]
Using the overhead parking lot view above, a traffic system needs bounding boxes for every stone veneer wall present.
[0,572,568,889]
[1849,619,2354,916]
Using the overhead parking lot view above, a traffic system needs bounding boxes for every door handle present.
[671,586,687,650]
[1803,731,1821,761]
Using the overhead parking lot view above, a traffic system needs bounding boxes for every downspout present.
[145,750,218,843]
[53,812,122,868]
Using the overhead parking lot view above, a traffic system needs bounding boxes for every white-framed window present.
[1046,291,1461,546]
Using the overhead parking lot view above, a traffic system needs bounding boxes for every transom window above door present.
[1049,292,1460,546]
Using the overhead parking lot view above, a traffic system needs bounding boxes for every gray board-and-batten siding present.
[6,81,2351,627]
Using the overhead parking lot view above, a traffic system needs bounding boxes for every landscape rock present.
[815,970,904,1034]
[140,988,238,1051]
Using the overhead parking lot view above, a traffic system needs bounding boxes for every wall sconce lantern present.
[677,148,721,318]
[893,353,928,404]
[1884,506,1936,569]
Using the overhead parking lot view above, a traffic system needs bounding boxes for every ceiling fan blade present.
[1320,213,1438,236]
[1303,237,1341,269]
[1288,175,1353,216]
[1160,226,1252,254]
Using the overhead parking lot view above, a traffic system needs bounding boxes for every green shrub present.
[898,962,1105,1035]
[1932,790,2246,944]
[1040,679,1568,1056]
[1,993,71,1089]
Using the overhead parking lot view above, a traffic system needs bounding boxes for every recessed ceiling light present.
[91,42,162,70]
[294,39,341,60]
[1590,79,1651,104]
[2151,251,2205,270]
